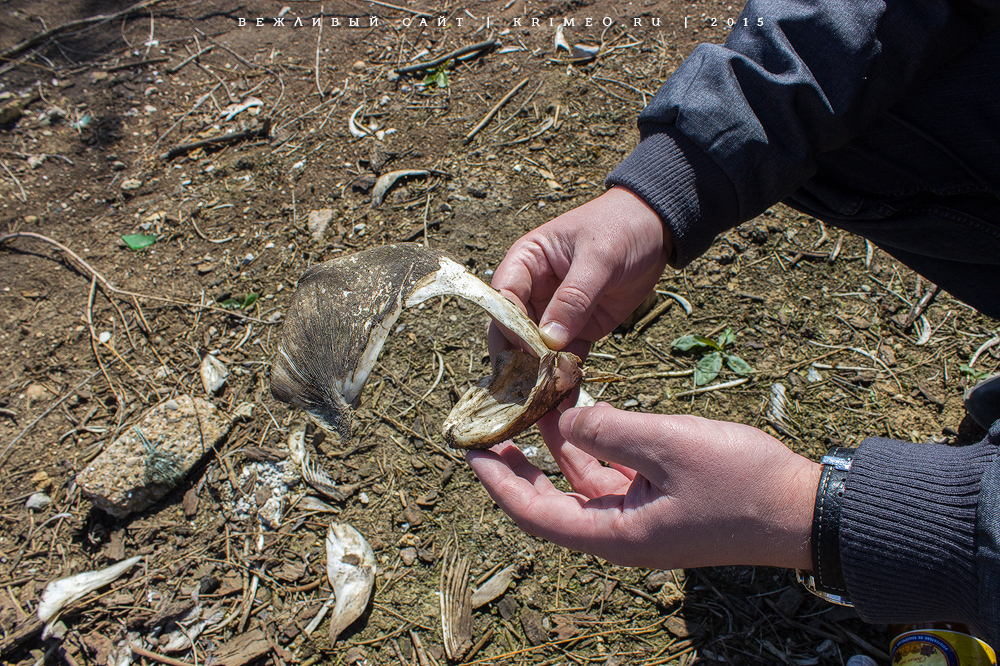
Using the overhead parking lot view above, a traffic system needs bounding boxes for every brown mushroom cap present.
[271,243,581,447]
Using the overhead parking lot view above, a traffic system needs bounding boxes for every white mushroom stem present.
[407,257,549,357]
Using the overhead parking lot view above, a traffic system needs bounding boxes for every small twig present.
[161,118,270,160]
[969,335,1000,368]
[0,232,273,324]
[902,283,940,328]
[630,299,673,337]
[464,77,529,145]
[106,56,169,72]
[0,160,27,202]
[0,370,100,465]
[396,40,500,76]
[314,5,325,97]
[0,0,166,63]
[670,377,749,399]
[166,45,213,74]
[367,0,434,19]
[129,644,197,666]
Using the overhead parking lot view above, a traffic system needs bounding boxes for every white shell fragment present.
[200,354,229,394]
[471,564,517,609]
[348,104,370,139]
[325,522,376,643]
[554,25,571,53]
[370,169,430,208]
[271,244,582,448]
[38,556,141,623]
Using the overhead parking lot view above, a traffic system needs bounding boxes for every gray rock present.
[26,492,52,510]
[308,208,334,242]
[120,178,143,192]
[77,395,231,518]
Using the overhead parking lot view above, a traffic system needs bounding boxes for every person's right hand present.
[488,186,671,357]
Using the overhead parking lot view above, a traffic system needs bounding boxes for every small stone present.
[111,161,127,171]
[98,331,112,344]
[400,547,417,565]
[120,178,143,192]
[90,71,109,83]
[164,399,180,411]
[27,155,45,169]
[31,470,52,490]
[26,492,52,510]
[308,209,334,242]
[25,383,49,408]
[23,215,38,224]
[352,60,367,73]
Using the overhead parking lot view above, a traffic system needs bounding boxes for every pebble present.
[308,208,334,242]
[352,60,367,73]
[120,178,143,192]
[400,547,417,565]
[26,492,52,510]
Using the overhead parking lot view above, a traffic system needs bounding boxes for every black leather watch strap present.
[808,446,856,603]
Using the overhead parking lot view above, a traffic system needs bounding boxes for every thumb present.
[538,261,613,349]
[559,404,671,487]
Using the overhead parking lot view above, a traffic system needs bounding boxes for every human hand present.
[488,186,670,356]
[466,404,820,571]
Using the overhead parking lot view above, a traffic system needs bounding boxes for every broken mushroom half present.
[271,243,582,449]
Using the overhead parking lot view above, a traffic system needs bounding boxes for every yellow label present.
[891,630,997,666]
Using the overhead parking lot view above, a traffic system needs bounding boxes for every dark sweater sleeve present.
[841,426,1000,645]
[606,0,999,267]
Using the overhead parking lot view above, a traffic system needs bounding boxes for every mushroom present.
[271,243,582,449]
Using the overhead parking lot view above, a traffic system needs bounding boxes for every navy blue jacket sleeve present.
[843,428,1000,645]
[607,0,1000,266]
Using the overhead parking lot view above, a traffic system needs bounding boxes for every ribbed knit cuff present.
[841,437,995,626]
[605,124,739,268]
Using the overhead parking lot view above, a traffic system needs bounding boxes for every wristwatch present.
[797,446,856,606]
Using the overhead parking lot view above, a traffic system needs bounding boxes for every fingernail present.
[540,321,569,349]
[561,407,581,434]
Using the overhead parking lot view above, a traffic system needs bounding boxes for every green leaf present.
[716,328,735,348]
[694,351,723,386]
[220,298,242,309]
[122,233,156,251]
[725,353,752,375]
[241,292,259,309]
[672,334,707,352]
[694,335,721,350]
[436,69,448,88]
[960,364,990,381]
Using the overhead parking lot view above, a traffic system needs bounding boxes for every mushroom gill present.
[271,243,582,449]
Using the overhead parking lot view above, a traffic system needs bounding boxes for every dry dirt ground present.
[1,1,998,665]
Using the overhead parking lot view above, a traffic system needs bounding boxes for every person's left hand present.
[466,403,820,571]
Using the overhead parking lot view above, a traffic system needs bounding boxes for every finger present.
[536,411,632,497]
[466,447,628,556]
[538,260,613,349]
[559,404,675,487]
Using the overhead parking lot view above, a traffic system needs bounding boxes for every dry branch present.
[160,118,271,160]
[396,40,501,76]
[0,0,167,63]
